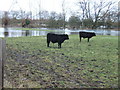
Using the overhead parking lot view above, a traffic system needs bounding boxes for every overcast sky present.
[0,0,79,12]
[0,0,119,14]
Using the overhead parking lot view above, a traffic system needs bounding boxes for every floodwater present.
[0,27,119,37]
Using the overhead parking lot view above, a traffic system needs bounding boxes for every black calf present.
[47,33,69,48]
[79,31,96,42]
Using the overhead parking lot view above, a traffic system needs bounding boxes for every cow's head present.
[64,34,69,40]
[92,32,96,36]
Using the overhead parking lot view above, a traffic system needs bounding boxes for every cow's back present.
[79,32,95,38]
[79,32,88,38]
[47,33,69,43]
[47,33,69,48]
[47,33,58,43]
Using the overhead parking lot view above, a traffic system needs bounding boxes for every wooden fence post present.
[0,39,6,89]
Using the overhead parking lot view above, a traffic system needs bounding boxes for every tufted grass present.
[4,35,118,88]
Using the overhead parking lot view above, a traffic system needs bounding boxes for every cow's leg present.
[59,43,61,48]
[47,40,50,47]
[88,38,90,42]
[80,37,82,42]
[58,43,61,48]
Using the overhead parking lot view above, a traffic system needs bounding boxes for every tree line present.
[0,0,118,30]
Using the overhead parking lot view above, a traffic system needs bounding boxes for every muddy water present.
[0,28,119,37]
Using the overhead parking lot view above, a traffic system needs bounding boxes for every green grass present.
[5,35,118,88]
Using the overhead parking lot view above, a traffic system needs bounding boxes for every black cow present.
[79,31,96,42]
[47,33,69,48]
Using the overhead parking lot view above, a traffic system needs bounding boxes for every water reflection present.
[22,30,31,36]
[65,29,120,36]
[0,28,119,37]
[4,27,9,37]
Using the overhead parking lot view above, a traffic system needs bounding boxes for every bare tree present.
[92,1,114,28]
[41,11,49,20]
[78,0,115,29]
[79,0,91,19]
[62,0,66,30]
[2,12,9,28]
[118,1,120,30]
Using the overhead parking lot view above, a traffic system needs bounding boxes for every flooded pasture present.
[0,27,119,37]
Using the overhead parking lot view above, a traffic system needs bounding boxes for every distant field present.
[4,35,118,88]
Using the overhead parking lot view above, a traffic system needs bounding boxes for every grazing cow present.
[47,33,69,48]
[79,31,96,42]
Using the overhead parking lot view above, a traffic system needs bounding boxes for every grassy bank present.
[15,28,59,32]
[5,35,118,88]
[15,27,119,31]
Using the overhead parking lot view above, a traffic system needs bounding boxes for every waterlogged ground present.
[4,35,118,88]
